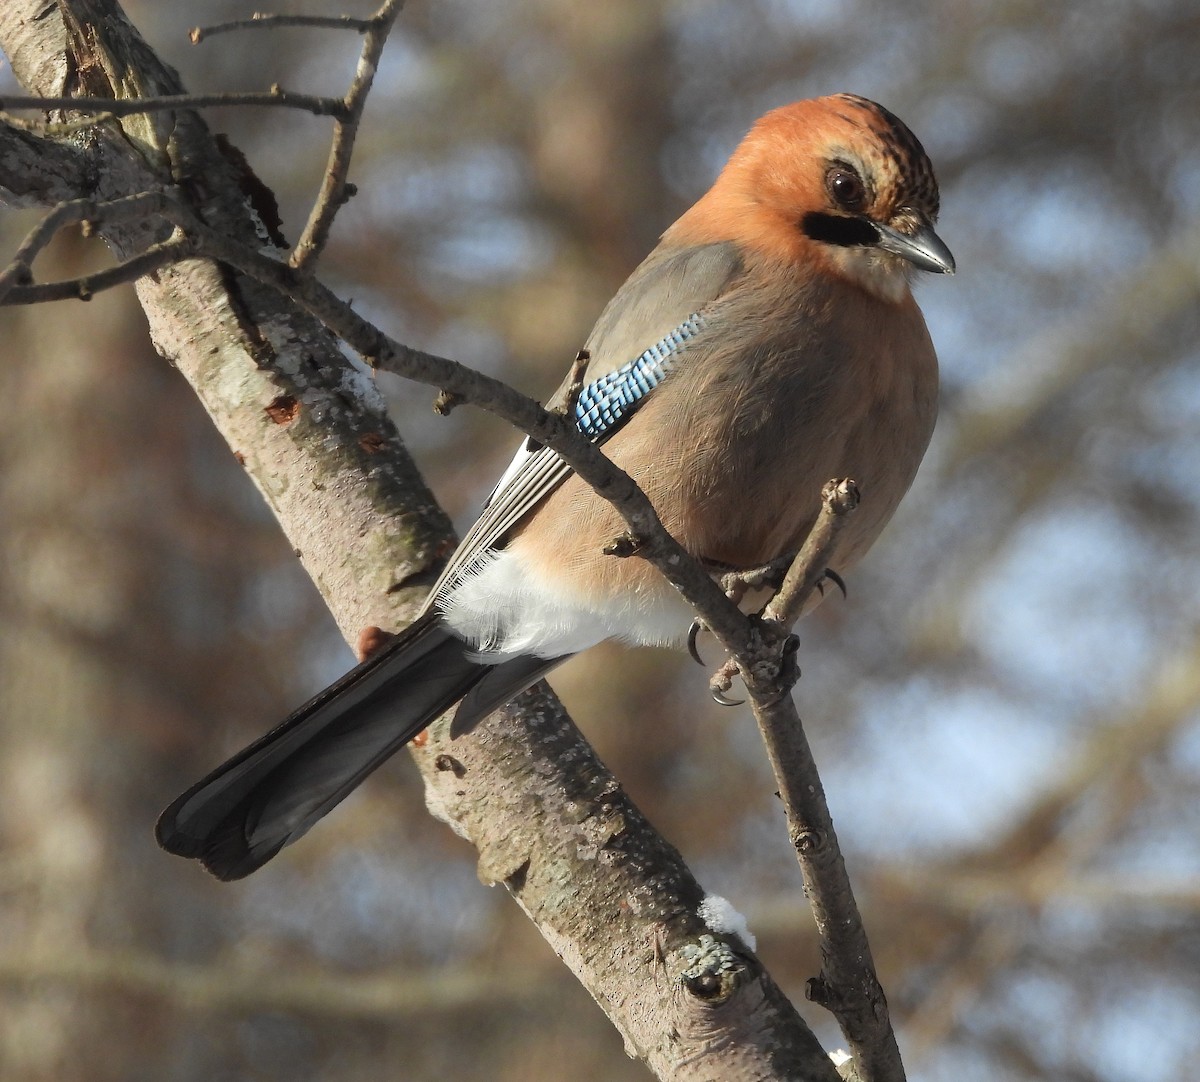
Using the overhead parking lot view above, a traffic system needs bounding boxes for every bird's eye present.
[826,166,867,213]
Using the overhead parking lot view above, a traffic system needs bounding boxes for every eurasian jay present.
[158,93,955,879]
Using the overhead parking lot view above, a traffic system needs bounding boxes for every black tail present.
[156,612,551,880]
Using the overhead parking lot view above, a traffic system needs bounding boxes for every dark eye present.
[827,166,867,213]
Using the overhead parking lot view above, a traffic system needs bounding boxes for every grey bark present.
[0,2,839,1078]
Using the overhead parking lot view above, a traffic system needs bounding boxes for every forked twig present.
[290,0,408,269]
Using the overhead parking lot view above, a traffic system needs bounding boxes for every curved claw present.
[711,687,745,707]
[687,621,706,665]
[823,568,848,599]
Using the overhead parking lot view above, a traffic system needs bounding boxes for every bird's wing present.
[424,240,744,611]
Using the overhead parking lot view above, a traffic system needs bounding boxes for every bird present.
[157,93,954,880]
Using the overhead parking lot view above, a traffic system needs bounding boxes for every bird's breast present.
[446,275,938,658]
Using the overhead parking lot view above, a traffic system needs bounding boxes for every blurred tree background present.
[2,1,1199,1079]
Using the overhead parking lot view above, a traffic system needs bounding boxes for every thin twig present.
[735,487,902,1082]
[290,0,406,270]
[0,88,349,124]
[191,14,373,44]
[0,191,171,302]
[761,478,860,633]
[749,691,901,1082]
[694,480,903,1081]
[554,348,592,417]
[698,483,902,1079]
[1,237,195,304]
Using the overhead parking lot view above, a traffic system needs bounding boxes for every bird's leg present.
[705,617,802,707]
[694,554,837,705]
[690,553,794,703]
[715,551,798,603]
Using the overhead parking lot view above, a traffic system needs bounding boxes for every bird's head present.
[677,94,955,303]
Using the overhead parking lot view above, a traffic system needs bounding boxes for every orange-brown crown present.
[667,95,949,293]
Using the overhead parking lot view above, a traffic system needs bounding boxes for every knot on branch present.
[821,477,860,514]
[432,389,464,415]
[806,971,888,1020]
[602,532,643,558]
[434,754,466,778]
[805,974,840,1010]
[678,934,742,1004]
[791,826,828,856]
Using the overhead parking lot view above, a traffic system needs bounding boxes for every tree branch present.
[190,14,375,44]
[289,0,406,268]
[0,190,174,301]
[0,3,910,1078]
[0,3,843,1078]
[0,121,91,204]
[0,86,350,128]
[0,234,193,303]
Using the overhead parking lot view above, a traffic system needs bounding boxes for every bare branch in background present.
[190,13,375,44]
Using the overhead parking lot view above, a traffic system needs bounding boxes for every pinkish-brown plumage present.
[158,95,953,880]
[494,94,948,646]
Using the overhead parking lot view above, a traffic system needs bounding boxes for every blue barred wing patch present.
[573,313,706,439]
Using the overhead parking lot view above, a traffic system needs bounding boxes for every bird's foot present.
[816,567,847,599]
[702,552,797,607]
[709,658,744,706]
[688,552,802,664]
[703,616,802,707]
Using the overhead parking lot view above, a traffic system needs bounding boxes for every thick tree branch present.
[0,121,91,204]
[0,175,902,1076]
[0,4,913,1080]
[0,3,844,1078]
